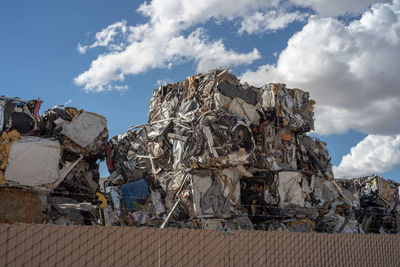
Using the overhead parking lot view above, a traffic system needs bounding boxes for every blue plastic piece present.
[121,179,150,211]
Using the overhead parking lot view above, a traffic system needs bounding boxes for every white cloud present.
[137,0,280,28]
[91,21,127,48]
[239,10,308,34]
[242,1,400,136]
[75,0,277,92]
[77,21,130,55]
[76,0,391,93]
[184,30,261,72]
[291,0,390,17]
[64,99,72,106]
[75,28,260,92]
[77,44,87,54]
[333,135,400,177]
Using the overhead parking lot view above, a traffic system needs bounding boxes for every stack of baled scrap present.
[39,105,108,225]
[0,97,108,225]
[106,68,354,232]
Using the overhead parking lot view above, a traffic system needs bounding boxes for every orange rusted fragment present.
[0,171,7,185]
[259,120,270,133]
[0,189,45,224]
[185,75,200,100]
[0,130,21,170]
[280,133,291,142]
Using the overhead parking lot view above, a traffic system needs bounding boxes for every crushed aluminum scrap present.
[104,68,400,234]
[0,97,108,225]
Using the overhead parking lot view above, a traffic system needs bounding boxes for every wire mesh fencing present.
[1,185,400,266]
[1,222,400,266]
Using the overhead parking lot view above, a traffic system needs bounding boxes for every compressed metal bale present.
[5,136,60,187]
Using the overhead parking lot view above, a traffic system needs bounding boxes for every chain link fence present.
[1,222,399,266]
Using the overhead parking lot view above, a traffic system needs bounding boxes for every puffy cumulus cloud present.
[90,21,128,50]
[75,28,260,92]
[75,0,280,92]
[238,10,308,34]
[75,0,390,92]
[137,0,280,28]
[242,1,400,136]
[291,0,390,17]
[138,0,386,26]
[78,21,129,54]
[333,135,400,177]
[75,0,393,93]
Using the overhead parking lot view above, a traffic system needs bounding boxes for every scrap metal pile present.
[0,96,107,225]
[105,69,400,233]
[1,69,398,233]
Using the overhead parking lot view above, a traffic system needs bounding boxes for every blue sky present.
[1,0,399,181]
